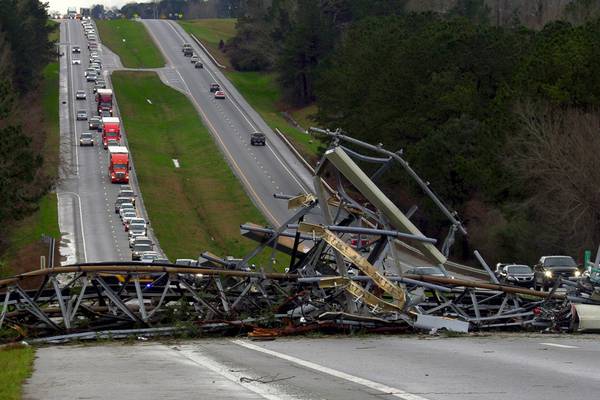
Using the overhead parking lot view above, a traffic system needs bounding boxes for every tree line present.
[0,0,55,249]
[227,0,600,264]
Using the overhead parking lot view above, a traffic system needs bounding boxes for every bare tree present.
[510,102,600,255]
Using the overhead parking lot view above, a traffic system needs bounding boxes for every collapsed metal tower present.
[1,129,599,340]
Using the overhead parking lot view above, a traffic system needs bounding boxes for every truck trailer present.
[108,146,130,183]
[96,88,113,115]
[101,116,120,149]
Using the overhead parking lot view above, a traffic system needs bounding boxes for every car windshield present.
[81,133,92,139]
[134,245,152,252]
[544,257,576,267]
[130,224,145,231]
[507,265,532,274]
[113,164,127,169]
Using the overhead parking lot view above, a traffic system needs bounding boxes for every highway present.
[24,334,600,400]
[142,19,317,227]
[57,19,158,263]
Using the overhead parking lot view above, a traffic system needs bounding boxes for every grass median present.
[96,20,165,68]
[178,19,321,161]
[0,345,35,400]
[112,71,287,267]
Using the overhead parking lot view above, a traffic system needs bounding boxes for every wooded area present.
[225,0,600,263]
[0,0,55,250]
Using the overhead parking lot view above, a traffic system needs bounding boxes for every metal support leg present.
[214,277,230,313]
[67,276,89,323]
[134,276,148,322]
[95,276,143,323]
[0,288,11,329]
[51,277,71,330]
[13,285,61,330]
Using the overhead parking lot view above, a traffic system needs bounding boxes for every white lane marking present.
[164,21,309,194]
[539,343,579,349]
[173,346,301,400]
[232,340,432,400]
[58,191,88,262]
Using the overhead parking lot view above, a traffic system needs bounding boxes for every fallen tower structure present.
[2,129,600,340]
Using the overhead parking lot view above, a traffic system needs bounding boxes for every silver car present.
[79,132,94,146]
[76,110,87,120]
[130,236,153,249]
[132,245,155,261]
[76,90,86,100]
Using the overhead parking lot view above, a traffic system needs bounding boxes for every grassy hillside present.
[112,71,286,268]
[96,20,165,68]
[179,19,321,160]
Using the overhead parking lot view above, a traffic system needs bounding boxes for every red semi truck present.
[96,88,113,115]
[108,146,130,183]
[102,117,120,149]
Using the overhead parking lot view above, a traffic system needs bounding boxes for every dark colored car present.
[534,256,581,290]
[72,46,81,53]
[195,62,204,69]
[88,116,102,130]
[497,264,534,287]
[209,83,220,93]
[250,131,266,146]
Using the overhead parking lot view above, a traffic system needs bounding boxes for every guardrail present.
[189,32,226,69]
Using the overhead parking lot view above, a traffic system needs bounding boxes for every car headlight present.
[574,270,581,277]
[544,270,553,278]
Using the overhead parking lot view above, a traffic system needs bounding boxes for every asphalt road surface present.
[142,19,317,227]
[57,20,158,263]
[23,334,600,400]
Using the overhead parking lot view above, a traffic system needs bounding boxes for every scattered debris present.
[2,130,600,340]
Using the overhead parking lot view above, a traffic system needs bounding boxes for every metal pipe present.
[240,225,314,241]
[311,127,467,235]
[287,224,437,244]
[474,250,500,284]
[339,145,391,164]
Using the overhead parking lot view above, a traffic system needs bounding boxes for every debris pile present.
[2,129,600,341]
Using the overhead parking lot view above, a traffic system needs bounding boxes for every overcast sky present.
[46,1,136,13]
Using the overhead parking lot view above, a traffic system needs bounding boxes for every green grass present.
[179,19,236,69]
[112,71,287,268]
[96,20,165,68]
[224,71,322,159]
[0,345,35,400]
[8,194,60,253]
[179,20,322,160]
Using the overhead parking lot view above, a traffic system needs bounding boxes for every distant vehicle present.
[152,258,170,264]
[534,255,581,290]
[250,132,266,146]
[88,116,101,130]
[119,205,135,219]
[194,61,203,69]
[125,217,145,232]
[121,211,138,226]
[214,90,225,99]
[76,110,87,120]
[138,252,161,262]
[190,55,199,64]
[182,43,193,56]
[106,138,119,147]
[75,90,86,100]
[120,184,132,191]
[209,83,220,93]
[72,59,81,65]
[132,245,155,261]
[405,266,446,277]
[102,117,121,148]
[84,68,95,77]
[130,236,153,249]
[108,145,129,183]
[72,46,81,53]
[100,110,111,118]
[114,197,132,213]
[79,132,94,146]
[96,88,113,115]
[128,222,147,236]
[497,264,534,287]
[118,190,136,205]
[86,72,97,82]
